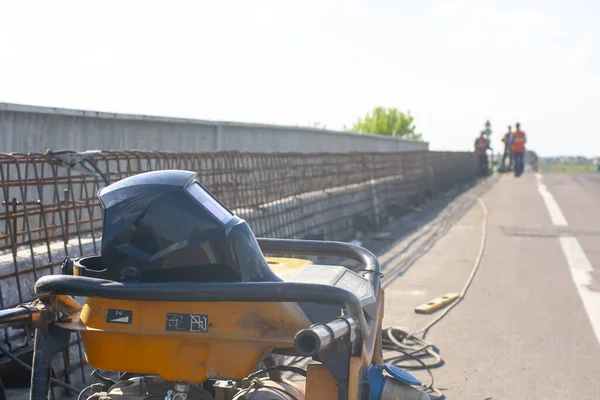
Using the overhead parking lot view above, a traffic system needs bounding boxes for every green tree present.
[347,106,422,140]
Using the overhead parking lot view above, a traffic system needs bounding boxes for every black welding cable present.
[382,328,443,370]
[384,345,443,399]
[381,328,443,398]
[247,365,307,380]
[0,345,81,394]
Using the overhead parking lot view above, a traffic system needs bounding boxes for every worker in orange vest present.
[512,122,527,177]
[474,131,490,176]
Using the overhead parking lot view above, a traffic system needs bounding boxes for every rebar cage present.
[0,149,477,388]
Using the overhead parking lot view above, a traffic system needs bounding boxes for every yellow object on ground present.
[414,292,460,314]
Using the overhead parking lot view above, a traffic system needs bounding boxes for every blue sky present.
[1,0,598,156]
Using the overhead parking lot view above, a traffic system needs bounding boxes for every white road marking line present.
[535,173,568,226]
[536,173,600,347]
[559,237,600,346]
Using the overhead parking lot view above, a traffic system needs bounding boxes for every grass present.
[538,162,599,174]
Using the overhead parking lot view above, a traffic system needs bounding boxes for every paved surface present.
[378,172,600,399]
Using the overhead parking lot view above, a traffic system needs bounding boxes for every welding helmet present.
[90,170,279,283]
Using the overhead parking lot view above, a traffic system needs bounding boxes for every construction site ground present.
[361,171,600,399]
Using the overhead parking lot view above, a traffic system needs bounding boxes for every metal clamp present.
[45,149,108,184]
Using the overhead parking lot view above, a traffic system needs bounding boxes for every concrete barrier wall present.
[0,103,429,154]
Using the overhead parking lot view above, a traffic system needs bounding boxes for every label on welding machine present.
[166,313,209,333]
[106,309,133,324]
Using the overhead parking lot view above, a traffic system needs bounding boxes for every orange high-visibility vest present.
[475,137,489,155]
[512,130,526,152]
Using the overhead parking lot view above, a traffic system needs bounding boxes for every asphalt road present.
[379,172,600,399]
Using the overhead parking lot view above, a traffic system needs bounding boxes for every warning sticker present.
[106,309,133,324]
[166,313,209,333]
[335,271,370,300]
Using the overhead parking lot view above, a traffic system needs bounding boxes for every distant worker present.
[501,125,513,171]
[512,122,527,177]
[474,130,490,177]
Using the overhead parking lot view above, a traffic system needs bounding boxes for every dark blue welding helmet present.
[95,170,279,283]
